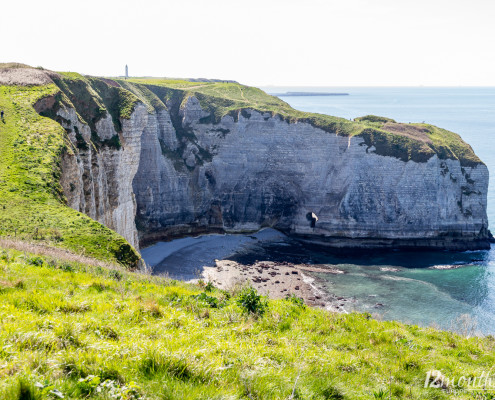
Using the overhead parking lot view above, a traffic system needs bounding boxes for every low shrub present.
[193,292,226,309]
[109,270,123,281]
[26,256,44,267]
[204,281,214,292]
[284,293,305,307]
[236,287,268,316]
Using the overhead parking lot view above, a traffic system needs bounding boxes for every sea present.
[142,87,495,334]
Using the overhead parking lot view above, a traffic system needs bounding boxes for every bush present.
[355,115,396,124]
[236,287,268,316]
[204,281,214,292]
[26,256,44,267]
[75,375,100,396]
[0,250,12,262]
[285,293,305,307]
[59,263,74,272]
[109,270,123,281]
[193,292,226,309]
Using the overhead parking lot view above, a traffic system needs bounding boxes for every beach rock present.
[380,267,400,272]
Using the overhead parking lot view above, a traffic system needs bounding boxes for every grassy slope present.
[0,245,493,400]
[123,78,482,167]
[0,83,140,268]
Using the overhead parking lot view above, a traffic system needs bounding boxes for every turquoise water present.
[253,87,495,333]
[227,236,495,333]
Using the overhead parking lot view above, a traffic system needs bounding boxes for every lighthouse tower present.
[125,65,129,79]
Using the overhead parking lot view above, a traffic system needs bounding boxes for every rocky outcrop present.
[37,77,490,251]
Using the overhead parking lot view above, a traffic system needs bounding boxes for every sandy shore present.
[141,230,352,311]
[140,229,287,280]
[203,260,351,311]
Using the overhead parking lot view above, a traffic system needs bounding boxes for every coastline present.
[203,260,351,311]
[140,231,495,331]
[140,230,354,311]
[140,228,287,279]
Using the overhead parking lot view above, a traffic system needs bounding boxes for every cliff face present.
[39,75,490,251]
[57,103,147,249]
[132,97,489,250]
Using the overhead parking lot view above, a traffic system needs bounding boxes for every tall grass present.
[0,244,494,399]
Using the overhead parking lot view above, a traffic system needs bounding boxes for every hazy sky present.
[4,0,495,86]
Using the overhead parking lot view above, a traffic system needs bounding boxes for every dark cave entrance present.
[306,212,318,228]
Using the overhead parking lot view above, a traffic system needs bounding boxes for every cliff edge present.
[0,64,490,259]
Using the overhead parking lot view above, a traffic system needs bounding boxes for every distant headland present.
[272,91,349,96]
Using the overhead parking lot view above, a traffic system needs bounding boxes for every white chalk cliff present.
[37,77,490,251]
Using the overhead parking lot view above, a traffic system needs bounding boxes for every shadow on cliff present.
[227,237,493,269]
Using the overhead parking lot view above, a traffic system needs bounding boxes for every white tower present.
[125,65,128,79]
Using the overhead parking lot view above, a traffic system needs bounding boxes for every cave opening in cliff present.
[306,212,318,228]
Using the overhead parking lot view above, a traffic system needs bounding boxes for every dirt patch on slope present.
[382,122,432,143]
[0,238,122,270]
[33,94,57,113]
[100,78,120,87]
[0,67,58,86]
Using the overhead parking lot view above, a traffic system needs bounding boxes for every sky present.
[3,0,495,86]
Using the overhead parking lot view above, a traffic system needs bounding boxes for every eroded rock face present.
[58,95,490,251]
[132,98,489,250]
[59,103,148,249]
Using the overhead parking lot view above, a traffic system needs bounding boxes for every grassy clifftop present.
[0,244,493,399]
[50,74,484,167]
[0,75,140,268]
[122,78,482,167]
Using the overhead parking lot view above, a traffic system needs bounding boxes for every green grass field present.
[0,244,493,399]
